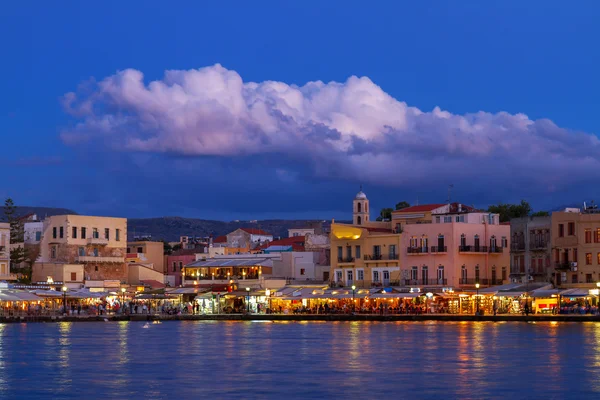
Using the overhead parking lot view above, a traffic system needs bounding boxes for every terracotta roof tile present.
[393,204,446,213]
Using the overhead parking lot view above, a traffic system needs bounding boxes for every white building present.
[288,228,315,238]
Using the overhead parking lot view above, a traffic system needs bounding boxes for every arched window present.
[365,203,368,213]
[460,234,466,248]
[357,216,362,225]
[357,202,362,213]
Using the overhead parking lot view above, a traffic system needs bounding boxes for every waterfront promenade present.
[2,312,600,323]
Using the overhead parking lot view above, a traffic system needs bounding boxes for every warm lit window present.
[597,253,600,265]
[300,268,306,275]
[586,253,592,265]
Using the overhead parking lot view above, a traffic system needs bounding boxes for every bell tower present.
[353,186,369,225]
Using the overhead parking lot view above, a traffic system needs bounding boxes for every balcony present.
[363,254,400,261]
[0,273,17,281]
[459,278,503,286]
[459,245,488,253]
[530,242,548,251]
[76,256,124,263]
[337,257,355,264]
[87,237,109,245]
[554,262,574,271]
[430,246,447,253]
[510,243,525,252]
[488,247,503,254]
[510,267,526,276]
[400,279,447,286]
[407,247,429,255]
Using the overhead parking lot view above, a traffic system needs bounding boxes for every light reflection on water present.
[0,321,599,399]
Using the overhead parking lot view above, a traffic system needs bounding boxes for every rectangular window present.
[105,228,110,240]
[355,245,361,259]
[389,245,397,258]
[573,249,578,263]
[373,271,380,282]
[347,270,353,284]
[411,266,418,280]
[596,228,600,243]
[35,231,41,241]
[501,266,507,281]
[51,246,56,259]
[437,266,445,282]
[597,253,600,265]
[93,248,99,257]
[586,253,592,265]
[93,228,99,239]
[346,246,352,260]
[435,216,440,223]
[72,227,77,239]
[59,226,64,239]
[337,246,343,260]
[568,222,575,236]
[137,247,143,253]
[373,245,381,257]
[336,271,343,282]
[53,227,57,239]
[357,270,364,281]
[173,262,177,273]
[421,266,428,284]
[300,268,306,275]
[586,274,593,283]
[179,262,183,270]
[115,229,121,241]
[558,224,564,237]
[443,216,452,223]
[78,247,85,256]
[585,229,592,243]
[501,237,507,248]
[71,272,77,281]
[81,227,87,239]
[571,274,577,284]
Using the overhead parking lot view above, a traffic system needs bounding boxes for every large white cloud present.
[61,64,600,193]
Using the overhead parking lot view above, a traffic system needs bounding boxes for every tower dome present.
[355,191,367,200]
[352,186,369,225]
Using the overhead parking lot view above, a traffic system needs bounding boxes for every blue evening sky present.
[1,1,599,220]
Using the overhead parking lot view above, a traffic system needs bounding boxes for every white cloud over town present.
[61,64,600,197]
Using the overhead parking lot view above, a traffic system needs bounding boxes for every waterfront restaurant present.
[183,258,272,281]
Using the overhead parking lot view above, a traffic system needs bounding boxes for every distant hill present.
[0,206,78,221]
[0,205,342,241]
[127,217,339,242]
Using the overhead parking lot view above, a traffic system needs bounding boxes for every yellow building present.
[331,189,401,288]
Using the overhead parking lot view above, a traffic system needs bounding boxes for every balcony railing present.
[530,242,548,250]
[364,254,400,261]
[510,267,526,275]
[76,256,124,263]
[430,246,447,253]
[329,280,401,288]
[400,279,447,286]
[459,278,504,285]
[459,245,488,253]
[87,237,109,245]
[337,257,355,263]
[554,262,573,270]
[488,247,503,254]
[510,243,526,251]
[407,247,429,254]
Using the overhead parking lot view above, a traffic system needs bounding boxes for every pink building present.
[396,204,511,288]
[165,250,197,287]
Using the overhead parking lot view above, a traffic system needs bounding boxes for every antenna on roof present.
[360,184,363,192]
[447,184,454,204]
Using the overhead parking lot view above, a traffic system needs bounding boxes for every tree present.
[376,208,394,221]
[163,240,173,255]
[395,201,411,210]
[531,211,549,217]
[487,200,532,223]
[3,198,26,268]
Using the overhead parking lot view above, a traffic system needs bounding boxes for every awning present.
[560,288,595,298]
[167,287,211,295]
[140,280,166,289]
[186,258,270,268]
[370,292,420,299]
[531,289,561,298]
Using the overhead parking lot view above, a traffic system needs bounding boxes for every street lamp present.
[351,285,356,311]
[62,286,67,315]
[121,287,126,312]
[246,287,251,313]
[475,283,480,315]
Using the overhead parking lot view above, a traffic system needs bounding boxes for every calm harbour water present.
[0,321,599,399]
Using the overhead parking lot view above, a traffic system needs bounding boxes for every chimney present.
[458,203,462,213]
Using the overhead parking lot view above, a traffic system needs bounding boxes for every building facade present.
[127,241,165,273]
[32,215,127,284]
[330,191,510,289]
[552,209,600,288]
[509,216,552,283]
[0,222,13,280]
[226,228,273,250]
